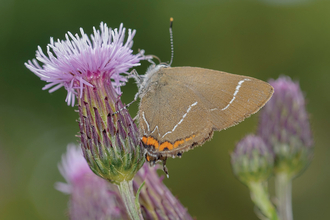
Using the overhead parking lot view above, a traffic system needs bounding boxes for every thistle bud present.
[231,135,274,185]
[258,76,313,177]
[231,135,279,220]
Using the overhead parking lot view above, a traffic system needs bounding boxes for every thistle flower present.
[26,23,146,219]
[55,144,129,220]
[258,76,313,177]
[56,145,193,220]
[231,135,278,220]
[231,135,274,185]
[258,76,313,220]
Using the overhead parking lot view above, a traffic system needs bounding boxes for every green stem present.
[248,181,279,220]
[117,180,143,220]
[275,172,293,220]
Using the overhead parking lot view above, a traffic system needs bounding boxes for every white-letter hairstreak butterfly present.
[131,18,273,175]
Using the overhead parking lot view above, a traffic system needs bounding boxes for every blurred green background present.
[1,0,329,219]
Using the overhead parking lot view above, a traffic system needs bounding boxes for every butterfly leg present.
[125,69,143,85]
[145,153,169,177]
[162,158,169,178]
[132,114,139,122]
[112,70,141,116]
[112,91,140,115]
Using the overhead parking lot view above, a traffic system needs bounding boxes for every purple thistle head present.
[25,22,145,107]
[26,23,146,184]
[55,144,129,220]
[258,76,313,177]
[231,135,274,185]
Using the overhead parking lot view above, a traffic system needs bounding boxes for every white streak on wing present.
[221,79,251,111]
[151,126,160,137]
[142,112,150,132]
[162,101,198,138]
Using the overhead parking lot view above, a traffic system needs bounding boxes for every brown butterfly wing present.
[139,66,273,157]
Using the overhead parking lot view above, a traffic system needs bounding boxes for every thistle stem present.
[275,172,293,220]
[248,181,279,220]
[118,180,143,220]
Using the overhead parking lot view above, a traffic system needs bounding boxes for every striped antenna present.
[169,17,174,66]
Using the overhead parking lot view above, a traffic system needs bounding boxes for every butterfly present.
[134,63,273,175]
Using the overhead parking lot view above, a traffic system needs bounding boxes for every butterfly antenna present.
[168,17,174,66]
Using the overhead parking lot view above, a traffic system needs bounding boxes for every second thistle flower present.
[258,77,313,177]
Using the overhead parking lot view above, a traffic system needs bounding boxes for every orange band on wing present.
[142,136,159,149]
[142,135,196,151]
[159,142,174,151]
